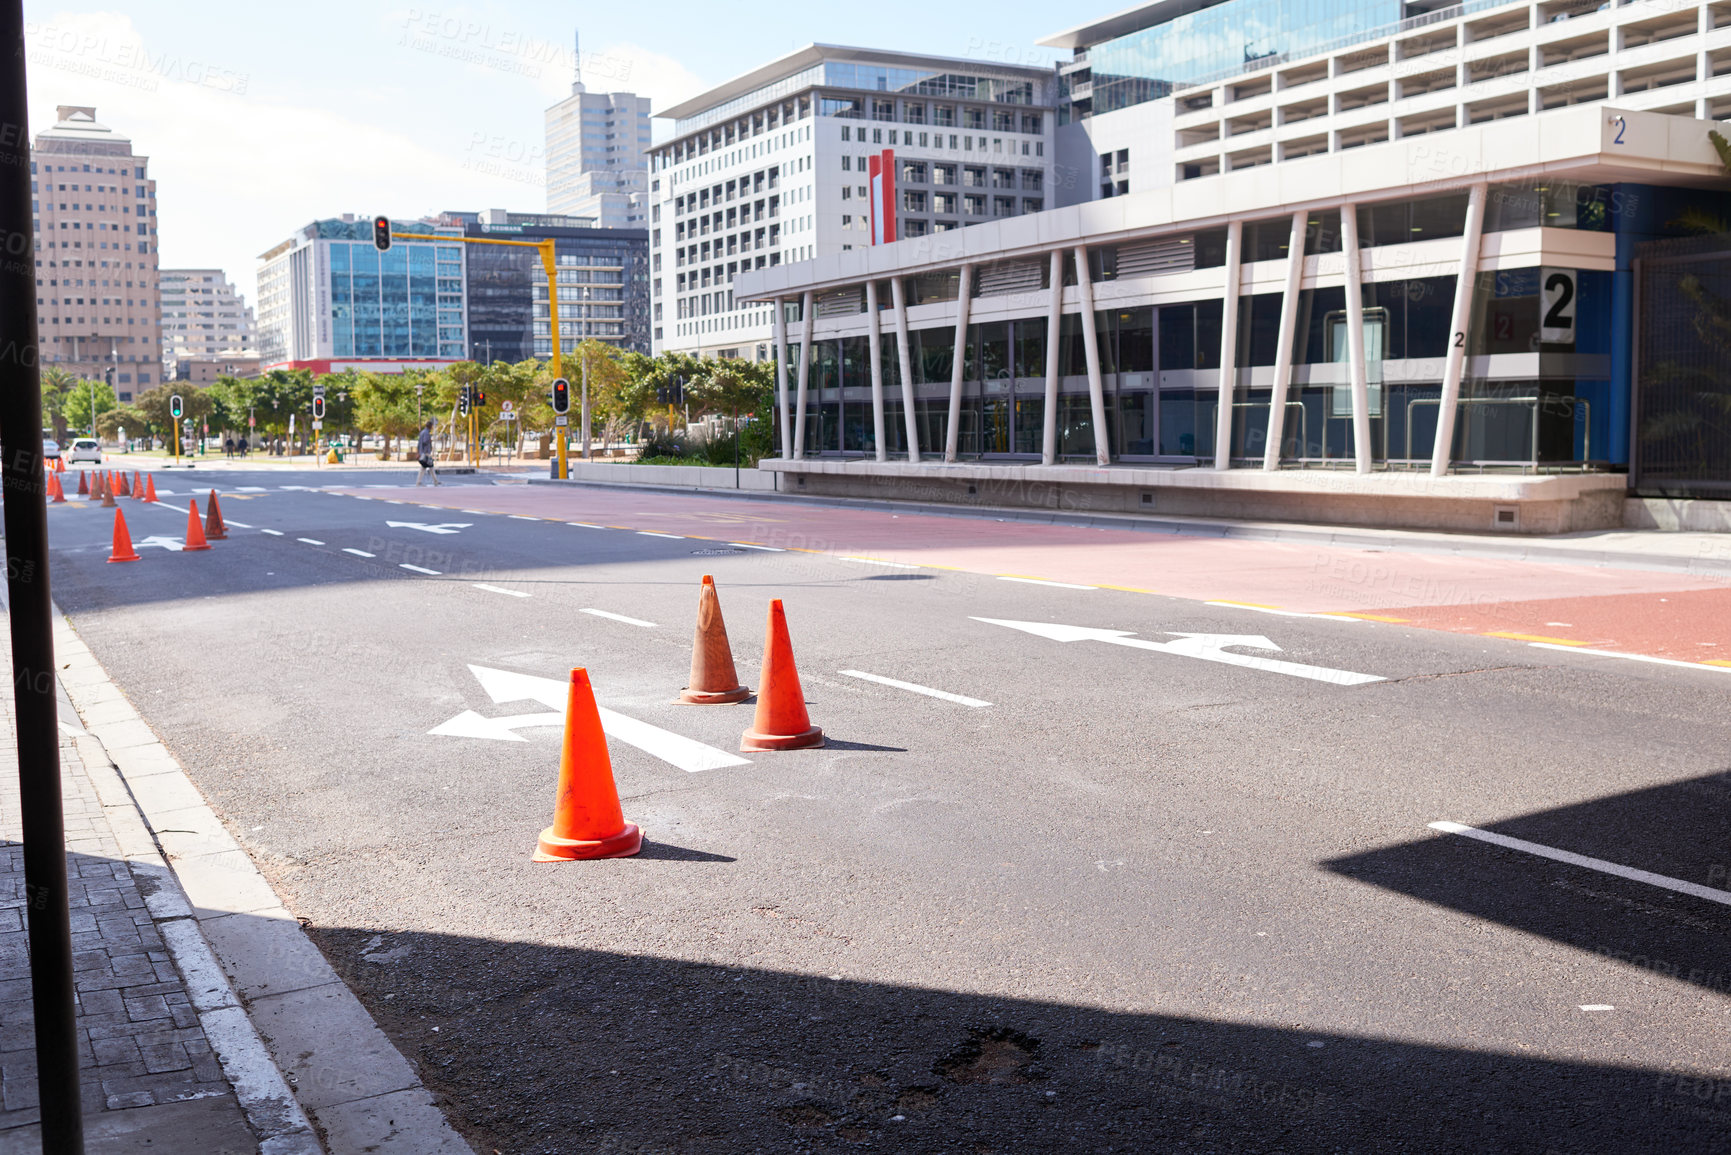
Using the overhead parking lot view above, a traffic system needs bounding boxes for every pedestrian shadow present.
[1322,770,1731,1000]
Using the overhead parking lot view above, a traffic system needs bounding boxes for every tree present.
[41,366,77,441]
[352,371,422,456]
[95,406,147,442]
[64,379,117,434]
[135,384,213,440]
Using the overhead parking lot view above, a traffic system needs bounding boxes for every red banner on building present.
[868,149,897,245]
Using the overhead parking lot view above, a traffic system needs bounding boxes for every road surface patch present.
[1527,642,1731,673]
[839,557,919,569]
[400,563,441,575]
[474,584,529,598]
[1428,821,1731,907]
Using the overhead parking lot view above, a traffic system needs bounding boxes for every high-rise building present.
[256,216,469,374]
[545,33,653,229]
[30,105,162,403]
[160,268,258,380]
[646,45,1057,361]
[434,209,650,362]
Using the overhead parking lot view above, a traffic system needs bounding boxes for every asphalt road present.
[41,466,1731,1154]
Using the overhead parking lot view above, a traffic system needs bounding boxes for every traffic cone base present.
[739,598,825,752]
[533,822,642,862]
[107,509,140,563]
[678,574,750,704]
[740,724,824,752]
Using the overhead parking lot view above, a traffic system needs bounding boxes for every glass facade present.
[327,232,465,360]
[1086,0,1400,114]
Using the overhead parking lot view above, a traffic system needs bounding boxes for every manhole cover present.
[690,548,745,556]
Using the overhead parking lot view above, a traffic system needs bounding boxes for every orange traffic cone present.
[740,599,823,752]
[48,473,65,504]
[204,490,227,540]
[143,474,158,503]
[679,575,750,704]
[76,470,88,497]
[131,470,143,498]
[117,472,130,497]
[98,473,115,508]
[54,457,64,474]
[107,509,140,563]
[182,498,212,551]
[534,668,643,862]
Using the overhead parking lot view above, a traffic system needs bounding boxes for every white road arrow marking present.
[970,618,1384,686]
[134,536,184,552]
[443,664,750,772]
[386,521,472,535]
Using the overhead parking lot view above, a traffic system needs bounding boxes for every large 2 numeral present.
[1543,273,1575,331]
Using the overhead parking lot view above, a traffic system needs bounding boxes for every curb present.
[53,612,474,1155]
[526,473,1731,578]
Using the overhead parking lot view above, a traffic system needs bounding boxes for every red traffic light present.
[550,377,570,414]
[312,396,325,419]
[373,215,392,252]
[473,389,486,407]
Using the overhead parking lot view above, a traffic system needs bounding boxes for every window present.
[993,110,1016,132]
[992,168,1015,188]
[903,190,927,212]
[903,219,929,237]
[1021,170,1043,190]
[963,166,986,188]
[934,105,955,127]
[873,99,895,121]
[904,103,926,124]
[902,161,928,184]
[842,155,852,171]
[963,108,984,130]
[1022,198,1044,214]
[964,194,986,215]
[994,196,1015,217]
[1021,113,1043,134]
[934,164,956,185]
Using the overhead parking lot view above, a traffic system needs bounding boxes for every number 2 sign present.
[1540,268,1576,346]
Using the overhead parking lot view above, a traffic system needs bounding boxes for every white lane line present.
[839,556,919,569]
[838,669,990,708]
[224,520,253,528]
[234,486,267,493]
[1428,821,1731,907]
[461,509,488,514]
[569,521,606,528]
[581,608,656,628]
[297,538,326,546]
[260,529,283,536]
[508,515,542,521]
[474,583,529,598]
[637,531,684,539]
[1529,642,1731,673]
[1205,601,1363,623]
[998,576,1097,590]
[399,563,441,575]
[596,706,748,773]
[1580,1005,1615,1012]
[729,542,783,551]
[152,503,189,514]
[342,548,375,558]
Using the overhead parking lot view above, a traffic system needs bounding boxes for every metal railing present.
[1400,396,1592,471]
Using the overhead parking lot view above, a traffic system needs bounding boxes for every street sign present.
[501,410,517,421]
[248,416,255,427]
[554,414,569,426]
[312,420,323,430]
[500,400,514,414]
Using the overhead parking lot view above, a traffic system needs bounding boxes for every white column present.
[1341,204,1372,475]
[793,289,814,460]
[890,275,920,462]
[1213,220,1243,469]
[1041,250,1063,466]
[866,280,887,462]
[772,296,791,459]
[1430,182,1488,477]
[1074,245,1110,466]
[943,263,975,463]
[1262,209,1308,470]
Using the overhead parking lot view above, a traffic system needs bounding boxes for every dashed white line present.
[839,556,919,569]
[1580,1005,1615,1012]
[224,520,253,529]
[1204,601,1363,623]
[260,529,283,536]
[508,515,541,521]
[569,522,606,528]
[728,542,784,551]
[838,669,990,708]
[581,608,656,628]
[297,538,325,546]
[597,707,749,773]
[474,583,530,598]
[998,576,1097,590]
[399,563,441,575]
[637,531,684,539]
[342,548,375,558]
[1428,821,1731,907]
[1528,642,1731,673]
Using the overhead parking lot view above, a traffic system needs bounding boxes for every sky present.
[21,1,1070,308]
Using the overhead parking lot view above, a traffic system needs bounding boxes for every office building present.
[646,45,1057,360]
[30,105,162,402]
[256,216,468,374]
[732,0,1731,532]
[545,36,654,229]
[160,268,258,380]
[433,209,650,361]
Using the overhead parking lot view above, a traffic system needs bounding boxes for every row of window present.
[675,197,779,242]
[846,161,1043,190]
[842,125,1046,157]
[894,193,1043,216]
[672,167,782,217]
[663,96,811,165]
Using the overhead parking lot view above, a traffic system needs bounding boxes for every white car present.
[42,438,60,461]
[65,438,102,465]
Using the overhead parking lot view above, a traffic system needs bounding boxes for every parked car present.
[41,438,60,461]
[65,438,102,464]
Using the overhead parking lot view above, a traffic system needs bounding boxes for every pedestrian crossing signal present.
[551,377,570,415]
[458,387,470,417]
[373,216,392,252]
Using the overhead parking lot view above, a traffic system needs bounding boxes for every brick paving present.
[0,677,254,1148]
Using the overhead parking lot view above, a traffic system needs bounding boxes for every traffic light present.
[373,215,392,252]
[312,396,325,420]
[457,386,470,417]
[169,394,183,419]
[473,389,486,408]
[550,377,570,414]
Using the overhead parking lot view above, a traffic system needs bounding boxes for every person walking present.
[224,436,235,459]
[416,420,440,486]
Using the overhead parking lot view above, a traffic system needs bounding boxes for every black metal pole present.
[0,5,84,1151]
